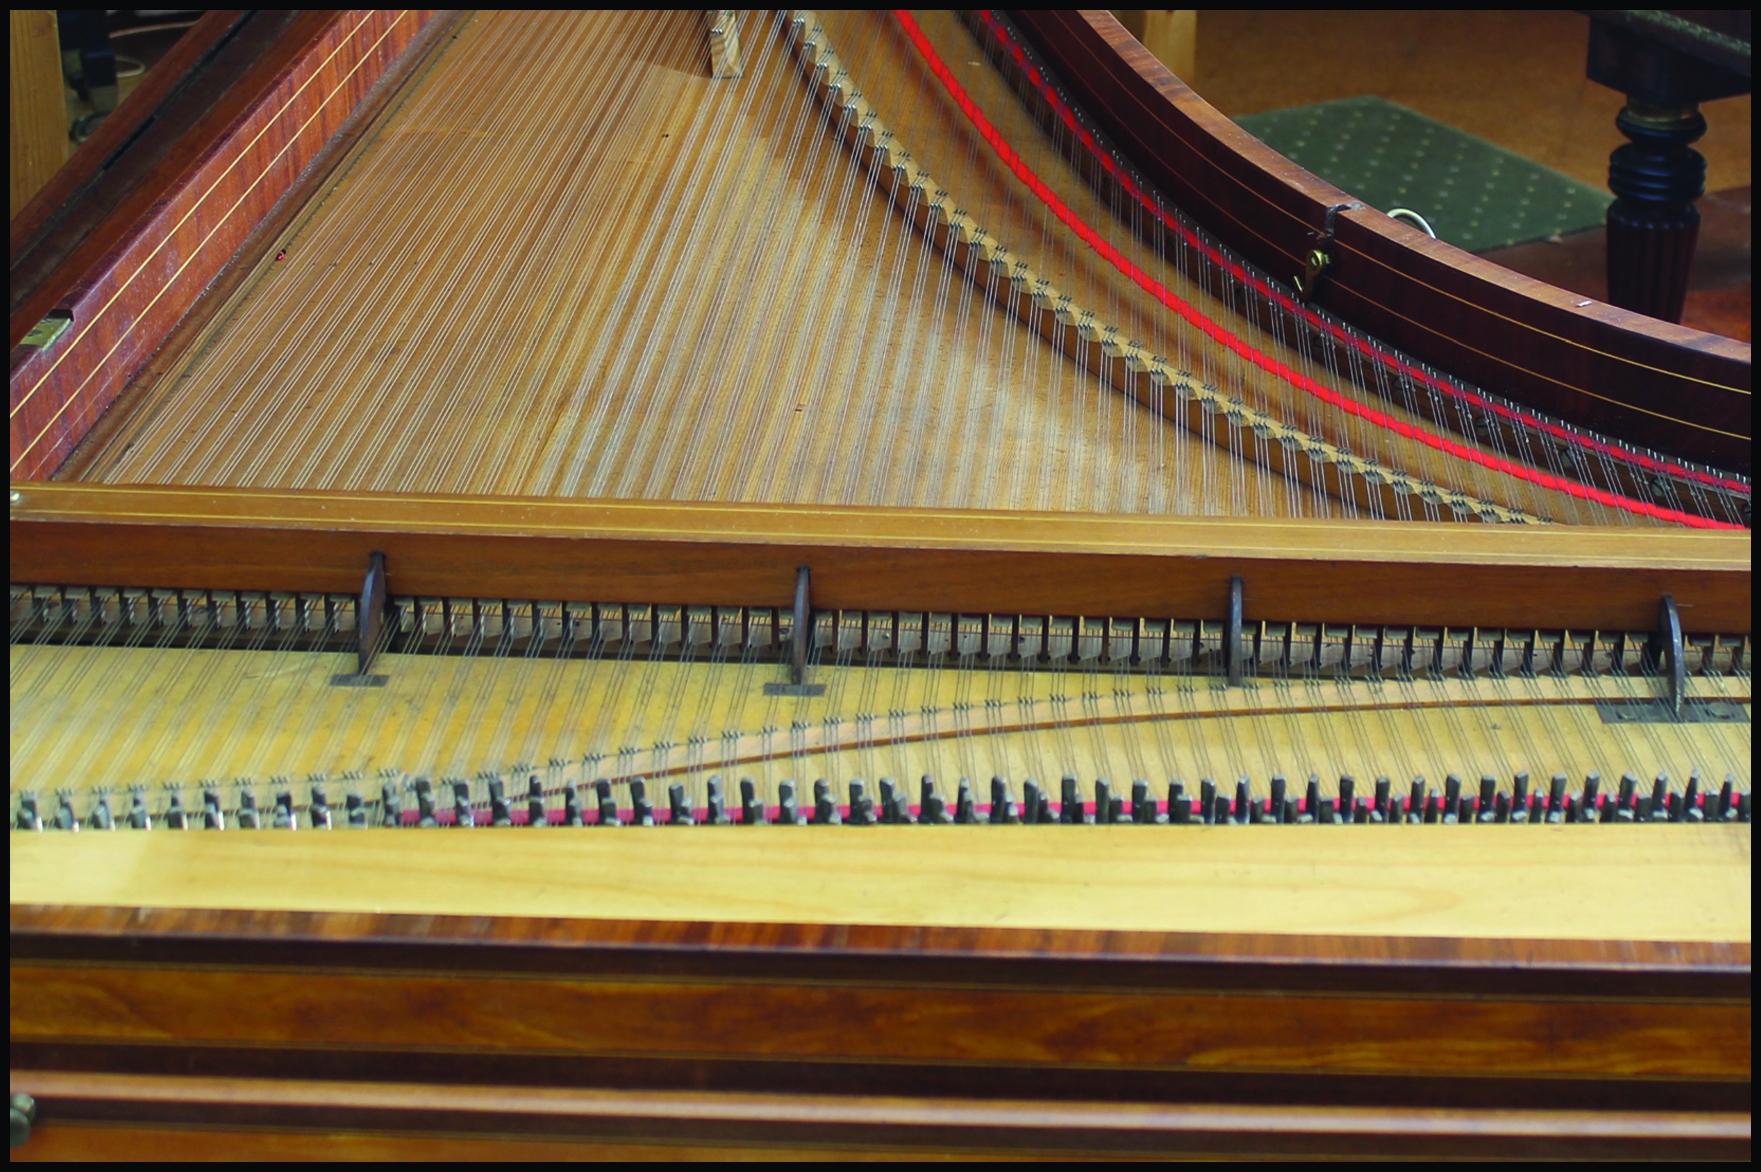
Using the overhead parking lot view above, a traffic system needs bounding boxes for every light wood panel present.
[9,823,1749,942]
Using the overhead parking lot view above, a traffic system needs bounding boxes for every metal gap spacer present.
[765,564,824,696]
[331,550,389,687]
[1225,574,1245,687]
[1647,593,1687,718]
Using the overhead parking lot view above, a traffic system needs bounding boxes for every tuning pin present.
[203,788,226,830]
[1167,781,1189,824]
[1738,792,1751,823]
[1230,778,1251,825]
[1646,774,1669,822]
[1493,791,1511,823]
[55,792,79,832]
[628,778,656,826]
[127,787,152,830]
[848,779,877,826]
[1199,778,1217,824]
[1423,791,1441,823]
[345,792,367,828]
[1579,772,1601,821]
[164,789,187,830]
[1092,778,1114,824]
[918,776,949,824]
[449,780,475,828]
[1475,775,1497,823]
[527,775,548,826]
[1406,778,1426,824]
[14,793,42,831]
[310,785,333,830]
[953,778,978,824]
[1303,775,1323,825]
[739,777,764,825]
[1021,779,1047,824]
[561,781,585,826]
[1316,796,1338,825]
[989,777,1020,824]
[1060,776,1091,825]
[273,789,298,830]
[488,777,513,827]
[704,775,731,825]
[1564,794,1583,823]
[667,782,696,826]
[375,781,400,828]
[1717,775,1736,822]
[1509,773,1530,824]
[1442,775,1462,824]
[1265,775,1287,825]
[1545,773,1567,824]
[1614,773,1638,823]
[775,779,802,825]
[237,786,262,830]
[1369,777,1391,824]
[1131,779,1164,824]
[559,774,588,820]
[1212,792,1231,824]
[879,777,914,824]
[811,779,842,825]
[594,779,622,827]
[1338,775,1357,819]
[1682,772,1704,823]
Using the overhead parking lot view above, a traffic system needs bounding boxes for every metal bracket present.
[765,564,824,696]
[1293,202,1363,301]
[1646,593,1687,718]
[1225,574,1245,686]
[331,551,389,687]
[1596,698,1746,725]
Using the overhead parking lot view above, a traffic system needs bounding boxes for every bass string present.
[270,10,596,491]
[519,10,711,496]
[605,22,784,503]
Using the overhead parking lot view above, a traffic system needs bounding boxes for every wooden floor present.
[1484,187,1752,343]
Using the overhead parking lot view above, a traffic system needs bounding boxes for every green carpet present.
[1232,96,1611,252]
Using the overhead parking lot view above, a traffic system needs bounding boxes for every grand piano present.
[10,10,1749,1159]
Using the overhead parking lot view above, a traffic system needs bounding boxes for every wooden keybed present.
[9,10,1750,1159]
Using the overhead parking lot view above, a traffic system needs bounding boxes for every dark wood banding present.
[10,905,1750,1156]
[7,1071,1750,1160]
[1009,11,1751,473]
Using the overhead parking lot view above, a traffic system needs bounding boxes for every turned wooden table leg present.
[1604,99,1705,324]
[1584,12,1749,326]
